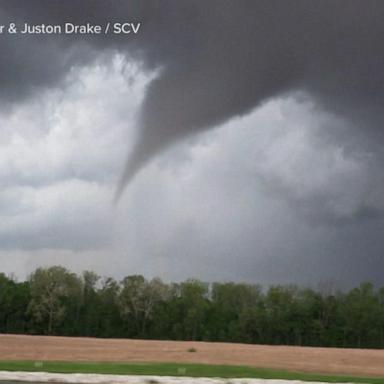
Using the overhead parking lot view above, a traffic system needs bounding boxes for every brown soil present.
[0,334,383,377]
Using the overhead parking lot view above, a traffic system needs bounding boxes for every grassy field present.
[0,361,383,384]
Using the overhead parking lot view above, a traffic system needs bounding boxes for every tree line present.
[0,266,383,348]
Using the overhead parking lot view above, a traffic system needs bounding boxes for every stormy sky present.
[1,0,384,287]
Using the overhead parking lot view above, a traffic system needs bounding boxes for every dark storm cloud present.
[2,1,384,206]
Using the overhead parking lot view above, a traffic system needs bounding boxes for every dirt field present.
[0,334,383,377]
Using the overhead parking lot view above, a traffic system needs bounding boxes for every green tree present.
[78,271,101,336]
[341,282,381,347]
[119,275,168,337]
[97,277,122,337]
[209,282,262,341]
[28,266,82,334]
[169,279,209,340]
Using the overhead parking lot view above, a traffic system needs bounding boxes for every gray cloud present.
[2,1,384,286]
[2,1,384,201]
[110,98,384,287]
[0,55,147,251]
